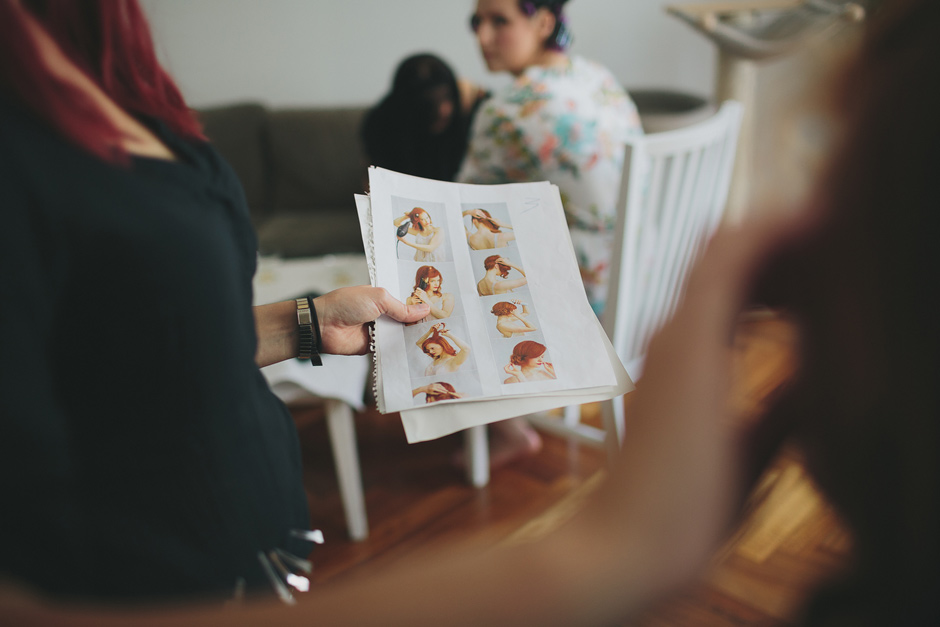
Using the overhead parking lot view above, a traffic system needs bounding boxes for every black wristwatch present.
[295,297,322,366]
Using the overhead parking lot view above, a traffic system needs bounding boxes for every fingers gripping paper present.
[357,167,632,443]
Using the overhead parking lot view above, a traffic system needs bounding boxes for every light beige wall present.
[140,0,717,108]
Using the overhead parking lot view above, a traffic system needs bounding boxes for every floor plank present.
[290,314,852,624]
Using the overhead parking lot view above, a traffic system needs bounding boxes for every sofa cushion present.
[196,103,269,222]
[266,107,367,211]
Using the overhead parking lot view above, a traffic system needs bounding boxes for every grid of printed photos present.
[392,196,557,407]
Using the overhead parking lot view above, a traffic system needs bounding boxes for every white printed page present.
[364,167,622,422]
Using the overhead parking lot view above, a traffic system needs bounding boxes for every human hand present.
[412,384,447,397]
[504,363,522,378]
[412,288,429,304]
[314,286,430,355]
[426,383,451,396]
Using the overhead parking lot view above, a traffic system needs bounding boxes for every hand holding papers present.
[357,167,633,443]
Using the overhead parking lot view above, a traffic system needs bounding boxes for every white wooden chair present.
[528,100,744,456]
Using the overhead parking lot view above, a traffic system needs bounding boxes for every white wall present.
[140,0,717,108]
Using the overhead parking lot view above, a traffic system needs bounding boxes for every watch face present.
[297,298,313,325]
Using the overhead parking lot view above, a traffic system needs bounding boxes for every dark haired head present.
[518,0,572,51]
[361,53,471,181]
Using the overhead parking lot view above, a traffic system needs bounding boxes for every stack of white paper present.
[357,167,632,443]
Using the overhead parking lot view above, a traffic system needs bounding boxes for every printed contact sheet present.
[357,167,631,443]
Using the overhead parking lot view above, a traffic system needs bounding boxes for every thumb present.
[379,289,430,323]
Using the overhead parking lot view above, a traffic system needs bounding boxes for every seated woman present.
[503,341,555,383]
[361,53,487,182]
[394,207,444,261]
[406,265,454,324]
[463,208,516,249]
[459,0,643,313]
[477,255,527,295]
[491,300,537,337]
[417,323,471,376]
[412,382,465,404]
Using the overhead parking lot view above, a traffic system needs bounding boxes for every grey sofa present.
[197,91,712,259]
[197,102,369,257]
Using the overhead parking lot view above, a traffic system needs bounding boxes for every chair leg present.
[464,425,490,488]
[562,403,581,427]
[600,397,624,465]
[324,399,369,541]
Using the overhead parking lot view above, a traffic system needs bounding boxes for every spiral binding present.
[361,180,385,413]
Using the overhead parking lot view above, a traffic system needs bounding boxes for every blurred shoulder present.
[568,55,628,95]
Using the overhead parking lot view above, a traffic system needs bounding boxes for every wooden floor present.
[289,315,852,625]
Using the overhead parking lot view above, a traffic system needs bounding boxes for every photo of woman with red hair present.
[490,299,537,338]
[503,341,555,384]
[416,323,471,376]
[412,382,465,404]
[393,206,444,261]
[476,254,527,295]
[463,207,515,250]
[405,265,454,323]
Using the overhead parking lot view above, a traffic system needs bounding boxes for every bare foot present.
[453,417,543,470]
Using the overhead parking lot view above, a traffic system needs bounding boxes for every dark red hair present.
[484,255,511,278]
[422,330,456,357]
[491,301,516,317]
[509,341,545,366]
[471,209,501,233]
[425,382,460,403]
[0,0,204,163]
[414,265,443,295]
[408,207,431,233]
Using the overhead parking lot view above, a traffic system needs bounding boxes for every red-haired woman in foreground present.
[2,0,938,625]
[0,0,428,603]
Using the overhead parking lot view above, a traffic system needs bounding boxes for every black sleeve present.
[0,119,88,594]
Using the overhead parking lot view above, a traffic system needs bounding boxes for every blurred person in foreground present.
[1,0,938,625]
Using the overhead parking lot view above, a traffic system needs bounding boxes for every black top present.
[0,95,310,602]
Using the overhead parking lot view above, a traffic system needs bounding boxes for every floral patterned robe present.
[459,55,643,313]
